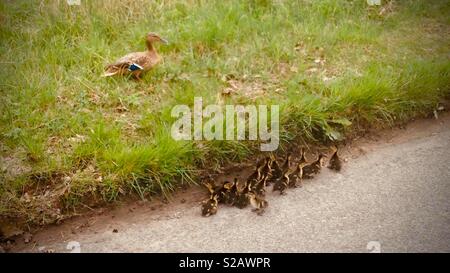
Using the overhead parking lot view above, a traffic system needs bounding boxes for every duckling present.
[224,178,243,206]
[247,157,266,184]
[202,180,217,196]
[103,32,168,80]
[281,153,293,174]
[234,192,250,209]
[260,157,273,180]
[218,180,235,204]
[248,192,268,216]
[302,153,326,179]
[234,179,251,209]
[267,154,283,184]
[254,176,267,196]
[201,194,218,217]
[289,148,307,188]
[328,146,342,172]
[251,157,275,196]
[203,178,229,204]
[288,164,302,188]
[273,175,289,195]
[298,148,307,166]
[273,153,293,194]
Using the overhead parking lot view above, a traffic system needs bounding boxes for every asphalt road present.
[14,118,450,253]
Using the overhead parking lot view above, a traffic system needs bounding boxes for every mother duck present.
[103,32,168,80]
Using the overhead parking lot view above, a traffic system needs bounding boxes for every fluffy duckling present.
[273,175,289,195]
[247,157,266,184]
[281,153,293,174]
[201,194,218,217]
[253,175,268,196]
[235,193,250,209]
[289,148,307,188]
[328,146,342,172]
[298,148,307,166]
[202,180,217,196]
[288,164,302,188]
[218,179,235,205]
[103,32,168,80]
[234,179,251,209]
[224,178,241,206]
[267,155,283,184]
[260,157,273,180]
[248,192,268,216]
[302,153,326,179]
[273,153,293,194]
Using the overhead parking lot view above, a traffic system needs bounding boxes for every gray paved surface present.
[15,122,450,253]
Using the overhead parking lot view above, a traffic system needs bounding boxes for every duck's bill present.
[160,38,169,44]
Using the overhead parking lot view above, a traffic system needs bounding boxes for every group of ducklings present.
[201,146,342,217]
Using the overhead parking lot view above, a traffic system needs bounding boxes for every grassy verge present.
[0,0,449,226]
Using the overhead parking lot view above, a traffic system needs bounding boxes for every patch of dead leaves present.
[219,74,270,102]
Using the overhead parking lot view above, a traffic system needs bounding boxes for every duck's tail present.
[102,64,120,77]
[102,71,118,77]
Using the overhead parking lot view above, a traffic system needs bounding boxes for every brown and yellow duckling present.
[259,157,273,181]
[247,157,267,185]
[251,157,272,195]
[328,146,342,172]
[267,154,283,185]
[254,175,268,196]
[273,176,289,195]
[234,179,251,209]
[273,153,292,195]
[103,32,168,80]
[246,157,269,195]
[302,153,326,179]
[201,194,219,217]
[287,165,302,188]
[218,179,236,205]
[248,192,268,216]
[202,180,217,196]
[281,153,293,174]
[288,148,308,188]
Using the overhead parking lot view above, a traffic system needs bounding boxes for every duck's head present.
[318,153,327,165]
[146,32,169,44]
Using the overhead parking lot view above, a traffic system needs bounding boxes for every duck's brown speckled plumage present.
[103,32,168,80]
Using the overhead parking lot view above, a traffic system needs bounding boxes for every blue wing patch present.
[128,63,144,72]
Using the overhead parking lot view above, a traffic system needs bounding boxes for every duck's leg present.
[288,175,297,188]
[133,71,143,81]
[296,176,303,188]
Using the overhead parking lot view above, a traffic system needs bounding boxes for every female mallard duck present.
[103,32,168,80]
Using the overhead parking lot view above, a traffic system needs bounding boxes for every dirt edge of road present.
[5,111,450,252]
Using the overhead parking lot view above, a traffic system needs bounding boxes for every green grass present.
[1,0,449,225]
